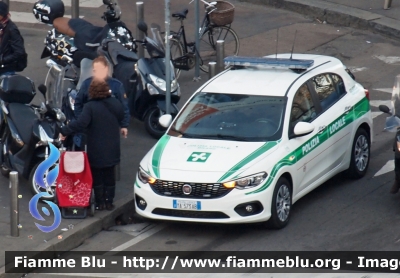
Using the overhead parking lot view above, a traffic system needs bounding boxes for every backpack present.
[15,52,28,72]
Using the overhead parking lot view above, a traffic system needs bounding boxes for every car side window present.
[290,84,317,129]
[311,73,346,111]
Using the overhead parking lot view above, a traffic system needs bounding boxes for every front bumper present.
[134,178,274,224]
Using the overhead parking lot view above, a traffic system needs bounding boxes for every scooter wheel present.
[144,107,167,139]
[28,162,56,201]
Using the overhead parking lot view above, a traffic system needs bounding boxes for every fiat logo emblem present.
[182,184,192,195]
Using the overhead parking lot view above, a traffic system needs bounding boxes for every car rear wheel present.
[346,128,370,179]
[265,176,292,229]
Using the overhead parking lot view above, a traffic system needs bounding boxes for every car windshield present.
[168,92,286,141]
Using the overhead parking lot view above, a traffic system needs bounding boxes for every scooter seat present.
[8,103,38,145]
[172,9,188,20]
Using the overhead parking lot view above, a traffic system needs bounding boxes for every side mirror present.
[159,114,172,128]
[138,21,148,36]
[379,105,391,114]
[293,122,314,137]
[38,84,47,96]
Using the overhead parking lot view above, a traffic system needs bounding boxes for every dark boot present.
[390,179,400,194]
[93,185,105,209]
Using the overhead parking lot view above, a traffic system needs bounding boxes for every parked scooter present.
[0,74,66,200]
[99,21,181,138]
[34,0,135,68]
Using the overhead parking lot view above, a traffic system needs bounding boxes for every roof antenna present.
[290,30,297,60]
[275,28,279,59]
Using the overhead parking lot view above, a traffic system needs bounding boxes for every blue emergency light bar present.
[224,56,314,70]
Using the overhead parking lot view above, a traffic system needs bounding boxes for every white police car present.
[134,54,372,228]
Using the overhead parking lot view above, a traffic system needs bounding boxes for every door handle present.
[318,125,326,134]
[344,106,353,114]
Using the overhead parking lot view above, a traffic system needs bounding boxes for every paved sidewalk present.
[247,0,400,40]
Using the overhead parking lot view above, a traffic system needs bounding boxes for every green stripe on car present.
[217,140,281,182]
[247,97,369,195]
[151,135,170,178]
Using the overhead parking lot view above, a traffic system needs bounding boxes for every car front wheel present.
[265,176,292,229]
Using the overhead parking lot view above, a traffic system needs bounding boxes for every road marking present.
[106,223,168,252]
[348,66,368,73]
[11,0,104,8]
[370,100,390,108]
[11,12,83,23]
[373,88,393,94]
[374,159,394,177]
[373,55,400,65]
[371,111,382,119]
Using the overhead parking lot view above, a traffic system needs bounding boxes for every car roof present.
[201,53,346,97]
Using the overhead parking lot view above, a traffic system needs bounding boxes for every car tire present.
[346,128,370,179]
[144,106,167,139]
[265,176,292,229]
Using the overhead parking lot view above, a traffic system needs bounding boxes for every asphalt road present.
[4,0,400,277]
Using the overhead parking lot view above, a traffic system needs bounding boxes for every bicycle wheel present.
[198,26,240,73]
[169,38,184,79]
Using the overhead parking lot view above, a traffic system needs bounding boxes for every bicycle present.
[169,0,240,78]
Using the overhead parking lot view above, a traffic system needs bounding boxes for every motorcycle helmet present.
[32,0,65,25]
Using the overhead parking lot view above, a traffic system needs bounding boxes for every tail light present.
[364,89,370,100]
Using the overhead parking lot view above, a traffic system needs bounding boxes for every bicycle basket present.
[209,1,235,26]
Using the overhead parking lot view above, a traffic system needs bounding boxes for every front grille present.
[152,208,229,219]
[151,180,232,199]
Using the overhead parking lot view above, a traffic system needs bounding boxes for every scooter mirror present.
[379,104,391,114]
[138,21,148,36]
[159,114,172,128]
[38,84,47,96]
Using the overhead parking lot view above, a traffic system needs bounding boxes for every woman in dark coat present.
[61,79,124,211]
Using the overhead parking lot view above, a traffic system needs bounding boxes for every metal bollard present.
[208,62,216,79]
[10,171,19,237]
[114,164,120,181]
[71,0,79,18]
[216,40,225,74]
[136,2,145,59]
[384,0,393,9]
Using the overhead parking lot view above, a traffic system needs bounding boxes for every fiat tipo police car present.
[134,54,372,228]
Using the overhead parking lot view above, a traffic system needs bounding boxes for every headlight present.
[138,167,157,185]
[69,96,75,111]
[150,74,166,91]
[149,74,179,92]
[147,83,159,95]
[53,108,66,122]
[223,172,267,189]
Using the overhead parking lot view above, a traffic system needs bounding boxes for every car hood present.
[143,135,280,183]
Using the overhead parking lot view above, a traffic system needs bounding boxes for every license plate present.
[173,200,201,210]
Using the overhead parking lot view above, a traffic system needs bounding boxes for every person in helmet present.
[0,2,26,75]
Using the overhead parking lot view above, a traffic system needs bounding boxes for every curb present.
[239,0,400,41]
[0,194,135,278]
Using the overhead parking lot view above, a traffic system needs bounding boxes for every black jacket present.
[74,77,130,128]
[61,96,124,168]
[0,19,25,74]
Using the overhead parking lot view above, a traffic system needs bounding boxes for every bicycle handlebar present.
[189,0,217,8]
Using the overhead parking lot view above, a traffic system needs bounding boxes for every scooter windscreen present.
[384,74,400,132]
[145,26,165,58]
